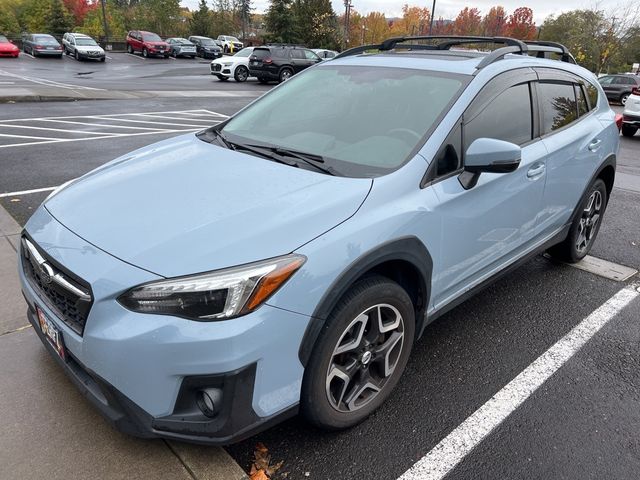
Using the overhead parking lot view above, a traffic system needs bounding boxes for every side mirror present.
[459,138,521,189]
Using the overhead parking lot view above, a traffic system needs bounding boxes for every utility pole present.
[428,0,436,35]
[343,0,352,51]
[100,0,109,43]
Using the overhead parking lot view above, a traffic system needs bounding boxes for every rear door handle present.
[588,139,602,151]
[527,163,545,179]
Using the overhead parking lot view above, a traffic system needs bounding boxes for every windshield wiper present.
[210,129,235,150]
[243,144,338,176]
[228,142,299,167]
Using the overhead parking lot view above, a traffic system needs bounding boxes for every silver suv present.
[62,33,105,62]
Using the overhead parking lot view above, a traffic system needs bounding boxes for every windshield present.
[76,38,98,46]
[0,36,8,43]
[222,66,468,177]
[175,38,190,44]
[35,35,58,44]
[234,48,252,57]
[228,37,240,42]
[201,39,216,45]
[143,33,162,42]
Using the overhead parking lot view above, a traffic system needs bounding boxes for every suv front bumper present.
[19,207,309,444]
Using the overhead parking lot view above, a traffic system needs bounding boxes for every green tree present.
[78,3,127,39]
[45,0,74,35]
[540,9,617,73]
[265,0,294,43]
[0,9,22,36]
[190,0,212,36]
[236,0,252,40]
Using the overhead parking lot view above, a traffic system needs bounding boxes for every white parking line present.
[126,53,146,61]
[0,186,57,198]
[0,128,202,149]
[0,124,122,136]
[22,52,35,59]
[39,118,208,130]
[0,132,62,141]
[397,283,639,480]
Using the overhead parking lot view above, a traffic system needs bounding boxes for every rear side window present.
[290,50,305,59]
[464,83,533,149]
[539,82,577,134]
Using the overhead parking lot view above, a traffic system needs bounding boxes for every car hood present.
[146,41,168,47]
[76,45,103,53]
[0,42,18,50]
[45,134,372,278]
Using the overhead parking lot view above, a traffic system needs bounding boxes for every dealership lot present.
[1,60,639,480]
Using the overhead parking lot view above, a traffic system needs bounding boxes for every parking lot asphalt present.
[0,53,270,101]
[0,64,639,480]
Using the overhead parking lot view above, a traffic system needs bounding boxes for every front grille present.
[211,64,222,72]
[21,236,93,335]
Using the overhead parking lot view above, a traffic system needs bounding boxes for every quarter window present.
[576,85,589,116]
[539,82,578,134]
[464,83,533,150]
[585,82,598,109]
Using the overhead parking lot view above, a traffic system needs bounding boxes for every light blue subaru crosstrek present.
[19,36,619,444]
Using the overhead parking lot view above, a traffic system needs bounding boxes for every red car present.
[0,35,20,58]
[126,30,169,58]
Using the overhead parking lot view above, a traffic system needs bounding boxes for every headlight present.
[118,254,305,321]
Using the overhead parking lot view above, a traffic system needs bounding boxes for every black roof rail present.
[334,35,575,69]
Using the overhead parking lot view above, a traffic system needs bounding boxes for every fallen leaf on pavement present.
[249,443,284,479]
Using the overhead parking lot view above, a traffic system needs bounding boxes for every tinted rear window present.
[539,82,578,134]
[252,48,271,59]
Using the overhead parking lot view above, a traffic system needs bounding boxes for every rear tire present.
[278,67,293,83]
[620,93,630,106]
[547,178,608,263]
[621,124,638,137]
[127,44,133,54]
[234,65,249,82]
[142,48,148,58]
[301,275,415,430]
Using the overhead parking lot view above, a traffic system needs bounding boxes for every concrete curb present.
[0,202,248,479]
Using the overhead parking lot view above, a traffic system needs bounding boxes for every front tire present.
[74,50,79,61]
[142,48,148,58]
[301,275,415,430]
[127,44,133,54]
[621,124,638,137]
[234,65,249,82]
[547,178,608,263]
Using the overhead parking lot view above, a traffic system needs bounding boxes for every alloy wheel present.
[325,304,405,413]
[576,189,602,254]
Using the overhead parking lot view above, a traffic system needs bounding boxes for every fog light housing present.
[196,388,223,418]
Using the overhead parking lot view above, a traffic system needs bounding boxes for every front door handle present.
[588,139,602,151]
[527,163,545,179]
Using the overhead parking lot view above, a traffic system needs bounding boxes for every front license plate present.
[46,47,54,50]
[36,306,66,360]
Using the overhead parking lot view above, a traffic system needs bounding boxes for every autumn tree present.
[63,0,96,26]
[483,6,506,36]
[0,10,21,36]
[364,11,389,44]
[505,6,536,40]
[431,17,453,35]
[453,7,482,36]
[389,4,429,36]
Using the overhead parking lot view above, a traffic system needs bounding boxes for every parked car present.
[217,35,243,53]
[621,86,640,137]
[0,35,19,58]
[210,47,254,82]
[166,37,197,58]
[62,33,105,62]
[597,74,640,106]
[18,35,618,444]
[126,30,169,58]
[22,34,63,58]
[312,48,338,60]
[249,46,322,83]
[188,36,223,59]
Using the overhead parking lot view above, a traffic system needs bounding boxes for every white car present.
[622,86,640,137]
[62,33,105,62]
[210,47,254,82]
[217,35,243,54]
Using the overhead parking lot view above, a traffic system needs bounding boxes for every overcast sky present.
[181,0,620,24]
